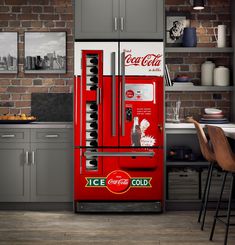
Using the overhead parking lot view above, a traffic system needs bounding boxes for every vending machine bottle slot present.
[86,131,98,140]
[86,56,98,66]
[86,112,98,120]
[86,76,98,84]
[86,103,98,112]
[86,122,98,130]
[89,85,98,91]
[86,66,98,75]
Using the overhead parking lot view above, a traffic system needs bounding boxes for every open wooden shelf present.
[165,47,234,53]
[165,86,234,92]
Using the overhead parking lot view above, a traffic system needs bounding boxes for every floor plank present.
[0,211,234,244]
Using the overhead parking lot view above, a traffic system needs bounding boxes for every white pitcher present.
[214,25,226,48]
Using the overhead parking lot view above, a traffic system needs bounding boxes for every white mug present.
[214,25,226,48]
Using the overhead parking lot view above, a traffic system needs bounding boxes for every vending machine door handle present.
[96,88,102,105]
[121,51,125,137]
[111,52,116,136]
[84,151,155,157]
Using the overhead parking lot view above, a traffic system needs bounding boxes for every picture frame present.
[166,12,190,47]
[24,32,66,74]
[0,32,18,74]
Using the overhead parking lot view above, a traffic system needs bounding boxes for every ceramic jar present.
[214,66,230,86]
[201,61,215,86]
[182,27,197,47]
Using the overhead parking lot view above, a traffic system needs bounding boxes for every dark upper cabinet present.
[75,0,163,39]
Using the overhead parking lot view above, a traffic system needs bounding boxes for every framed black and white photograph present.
[166,13,190,47]
[24,32,66,74]
[0,32,18,74]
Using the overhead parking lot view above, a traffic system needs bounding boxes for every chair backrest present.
[207,125,235,172]
[187,118,215,162]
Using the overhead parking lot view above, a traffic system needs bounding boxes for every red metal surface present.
[74,49,164,205]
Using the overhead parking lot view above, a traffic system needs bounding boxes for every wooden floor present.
[0,211,234,244]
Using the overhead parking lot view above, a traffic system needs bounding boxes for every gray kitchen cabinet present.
[119,0,163,39]
[75,0,163,39]
[0,127,73,203]
[75,0,119,39]
[0,142,30,202]
[30,142,73,202]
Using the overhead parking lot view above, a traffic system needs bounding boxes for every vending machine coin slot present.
[126,107,132,121]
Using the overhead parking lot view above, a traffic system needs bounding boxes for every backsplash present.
[31,93,73,122]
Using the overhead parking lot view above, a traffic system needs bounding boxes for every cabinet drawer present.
[31,129,72,143]
[0,129,29,143]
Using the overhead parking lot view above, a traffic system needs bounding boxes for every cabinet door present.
[119,0,163,39]
[30,143,73,202]
[75,0,119,39]
[0,143,30,202]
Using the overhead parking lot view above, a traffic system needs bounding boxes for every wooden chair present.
[207,125,235,245]
[187,118,216,230]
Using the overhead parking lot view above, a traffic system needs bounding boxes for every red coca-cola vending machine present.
[74,42,164,212]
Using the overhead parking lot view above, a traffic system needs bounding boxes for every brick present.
[32,6,42,13]
[28,87,48,93]
[0,94,10,100]
[5,0,28,4]
[22,80,32,85]
[0,80,10,85]
[51,0,71,5]
[0,108,10,114]
[31,21,42,28]
[42,79,54,85]
[9,21,20,27]
[0,21,8,27]
[15,101,31,107]
[18,14,38,20]
[0,87,7,93]
[165,58,184,64]
[44,21,55,27]
[49,86,70,93]
[11,6,21,12]
[55,79,64,85]
[0,6,9,12]
[56,21,65,27]
[21,21,31,27]
[60,14,73,20]
[21,94,31,100]
[0,102,14,107]
[40,14,59,20]
[7,87,27,93]
[11,80,21,85]
[165,0,186,4]
[43,6,54,13]
[33,79,42,85]
[12,94,21,100]
[28,0,49,4]
[0,14,16,20]
[9,108,20,115]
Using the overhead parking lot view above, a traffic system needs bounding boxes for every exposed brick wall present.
[0,0,73,115]
[165,91,232,121]
[165,0,232,121]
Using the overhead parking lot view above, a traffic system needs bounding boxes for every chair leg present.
[198,162,212,223]
[210,171,227,241]
[201,162,214,231]
[224,173,234,245]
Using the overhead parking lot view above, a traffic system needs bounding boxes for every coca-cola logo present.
[106,170,131,194]
[125,53,162,67]
[126,90,134,98]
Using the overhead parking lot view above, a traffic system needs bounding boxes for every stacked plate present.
[199,108,229,124]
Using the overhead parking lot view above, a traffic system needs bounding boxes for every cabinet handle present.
[31,151,35,165]
[25,151,29,165]
[120,17,124,31]
[114,17,118,31]
[45,134,59,138]
[1,134,15,138]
